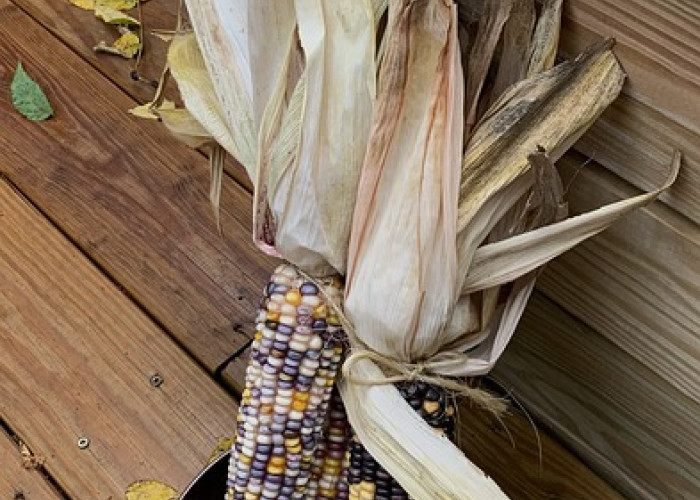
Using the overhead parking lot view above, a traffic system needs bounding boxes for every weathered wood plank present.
[0,429,62,500]
[495,292,700,500]
[458,392,627,500]
[10,0,253,191]
[11,0,176,104]
[563,0,700,127]
[561,0,700,223]
[0,180,238,499]
[538,153,700,403]
[0,0,277,381]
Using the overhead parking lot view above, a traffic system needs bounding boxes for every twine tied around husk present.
[342,349,508,415]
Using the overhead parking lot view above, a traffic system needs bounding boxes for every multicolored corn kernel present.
[307,389,351,500]
[346,381,456,500]
[226,264,345,500]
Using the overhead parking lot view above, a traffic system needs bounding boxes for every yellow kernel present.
[267,465,285,475]
[423,400,440,414]
[270,456,286,467]
[292,399,307,411]
[266,311,280,321]
[312,304,327,319]
[254,331,263,341]
[294,392,310,402]
[285,290,302,306]
[239,454,252,464]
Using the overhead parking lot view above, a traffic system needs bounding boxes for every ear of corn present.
[307,388,351,500]
[346,381,456,500]
[227,264,344,500]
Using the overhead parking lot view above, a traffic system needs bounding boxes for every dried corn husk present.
[341,2,510,498]
[338,0,675,497]
[260,0,377,276]
[184,0,376,276]
[183,1,297,181]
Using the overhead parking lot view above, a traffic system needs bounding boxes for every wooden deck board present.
[10,0,175,104]
[458,390,627,500]
[0,0,276,378]
[539,154,700,403]
[10,0,253,190]
[0,430,62,500]
[0,180,237,499]
[494,292,700,500]
[562,0,700,224]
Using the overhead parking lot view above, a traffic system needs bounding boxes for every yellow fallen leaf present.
[94,31,140,58]
[114,31,140,57]
[95,4,140,25]
[68,0,95,10]
[207,437,233,464]
[128,99,175,120]
[125,480,178,500]
[97,0,137,9]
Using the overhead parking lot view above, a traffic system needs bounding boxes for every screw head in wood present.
[77,437,90,449]
[150,373,164,388]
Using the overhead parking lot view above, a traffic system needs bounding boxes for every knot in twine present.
[341,349,507,415]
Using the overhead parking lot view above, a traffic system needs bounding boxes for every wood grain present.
[538,153,700,403]
[494,292,700,500]
[563,0,700,127]
[0,429,62,500]
[12,0,176,105]
[560,0,700,223]
[10,0,253,191]
[0,0,277,382]
[0,180,238,499]
[458,393,627,500]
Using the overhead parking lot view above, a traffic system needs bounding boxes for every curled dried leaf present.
[94,4,140,25]
[94,31,141,58]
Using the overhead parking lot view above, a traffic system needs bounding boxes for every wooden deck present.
[0,1,660,499]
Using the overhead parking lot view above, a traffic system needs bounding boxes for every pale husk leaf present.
[345,0,463,361]
[167,32,237,158]
[183,0,297,182]
[155,107,214,149]
[462,152,680,292]
[262,0,376,276]
[463,0,512,137]
[339,359,509,500]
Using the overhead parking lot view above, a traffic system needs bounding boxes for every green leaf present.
[11,62,54,122]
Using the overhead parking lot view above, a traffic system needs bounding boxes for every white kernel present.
[308,336,323,350]
[281,303,297,315]
[301,295,321,307]
[279,315,297,326]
